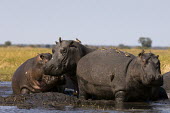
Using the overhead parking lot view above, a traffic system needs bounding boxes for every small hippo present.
[12,53,65,94]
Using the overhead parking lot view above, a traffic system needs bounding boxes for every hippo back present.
[77,49,163,101]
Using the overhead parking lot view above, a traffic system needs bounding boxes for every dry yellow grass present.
[0,47,170,81]
[0,47,51,81]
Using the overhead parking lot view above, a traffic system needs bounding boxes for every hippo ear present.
[59,37,62,43]
[40,54,44,59]
[138,50,145,57]
[157,55,159,58]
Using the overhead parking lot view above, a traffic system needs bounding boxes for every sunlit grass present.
[0,47,170,81]
[0,47,51,81]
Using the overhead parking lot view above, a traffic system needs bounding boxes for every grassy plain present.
[0,47,170,81]
[0,47,51,81]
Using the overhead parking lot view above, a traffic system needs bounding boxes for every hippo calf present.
[12,53,65,94]
[77,50,163,102]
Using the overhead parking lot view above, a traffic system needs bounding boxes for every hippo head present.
[136,50,163,86]
[36,53,52,66]
[44,38,86,76]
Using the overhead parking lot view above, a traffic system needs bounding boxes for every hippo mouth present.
[144,75,163,87]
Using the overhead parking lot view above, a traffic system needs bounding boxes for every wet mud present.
[1,82,170,112]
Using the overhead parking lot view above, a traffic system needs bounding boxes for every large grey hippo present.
[12,53,65,94]
[77,50,163,102]
[44,38,94,93]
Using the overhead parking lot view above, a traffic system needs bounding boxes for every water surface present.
[0,81,170,113]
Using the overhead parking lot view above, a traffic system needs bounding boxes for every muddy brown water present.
[0,82,170,113]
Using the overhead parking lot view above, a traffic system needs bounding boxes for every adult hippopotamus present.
[12,53,65,94]
[77,50,163,102]
[44,38,94,93]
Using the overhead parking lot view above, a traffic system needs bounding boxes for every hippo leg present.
[115,91,126,103]
[79,88,88,100]
[78,79,88,100]
[21,88,30,94]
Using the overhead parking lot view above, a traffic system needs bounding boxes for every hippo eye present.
[60,48,67,55]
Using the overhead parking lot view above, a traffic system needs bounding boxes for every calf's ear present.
[40,54,44,59]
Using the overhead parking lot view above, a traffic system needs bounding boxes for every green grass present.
[0,47,170,81]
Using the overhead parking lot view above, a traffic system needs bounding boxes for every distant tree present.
[138,37,152,48]
[118,44,124,48]
[45,44,51,48]
[118,44,131,49]
[29,44,35,48]
[4,41,12,46]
